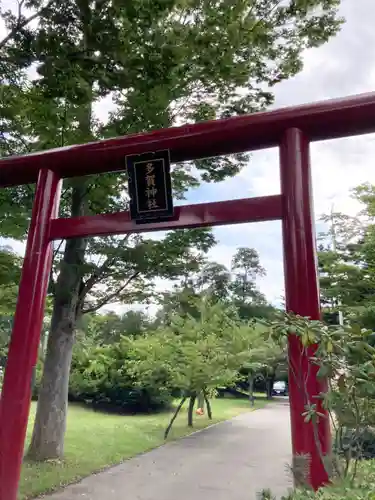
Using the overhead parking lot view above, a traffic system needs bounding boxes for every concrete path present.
[41,400,293,500]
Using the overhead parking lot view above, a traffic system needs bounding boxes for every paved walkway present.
[42,401,293,500]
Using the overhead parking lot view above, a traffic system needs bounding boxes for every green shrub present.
[264,314,375,499]
[259,460,375,499]
[69,337,172,413]
[336,427,375,460]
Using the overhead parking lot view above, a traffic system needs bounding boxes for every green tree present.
[0,247,21,367]
[318,189,375,329]
[230,247,270,318]
[197,261,231,302]
[0,246,21,320]
[157,261,232,321]
[231,247,266,299]
[238,323,268,406]
[69,332,173,412]
[156,249,273,324]
[0,245,21,286]
[1,0,343,460]
[0,315,12,368]
[240,327,286,403]
[155,284,202,325]
[318,244,366,319]
[129,299,257,437]
[77,309,151,345]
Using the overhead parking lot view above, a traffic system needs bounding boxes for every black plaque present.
[126,150,174,223]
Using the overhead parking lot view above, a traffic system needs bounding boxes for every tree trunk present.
[266,378,270,400]
[164,397,186,439]
[27,184,88,460]
[188,393,196,427]
[266,374,275,400]
[203,390,212,420]
[27,318,75,460]
[248,372,255,407]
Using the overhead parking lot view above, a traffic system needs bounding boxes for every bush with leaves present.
[69,336,172,413]
[262,313,375,498]
[260,460,375,499]
[128,300,260,437]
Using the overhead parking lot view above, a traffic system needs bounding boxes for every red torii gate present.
[1,92,375,499]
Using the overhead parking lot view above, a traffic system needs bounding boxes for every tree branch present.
[81,272,140,314]
[53,239,64,259]
[0,0,56,50]
[79,234,132,302]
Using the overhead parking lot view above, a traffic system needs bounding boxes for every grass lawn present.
[20,396,268,499]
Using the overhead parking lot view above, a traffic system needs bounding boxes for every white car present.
[272,381,288,396]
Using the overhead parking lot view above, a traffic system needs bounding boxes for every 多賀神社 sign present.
[126,149,174,223]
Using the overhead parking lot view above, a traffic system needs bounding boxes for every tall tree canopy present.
[318,183,375,329]
[157,246,275,323]
[0,247,21,362]
[231,246,266,303]
[76,309,152,345]
[0,0,343,460]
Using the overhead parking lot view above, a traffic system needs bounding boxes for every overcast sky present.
[2,0,375,313]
